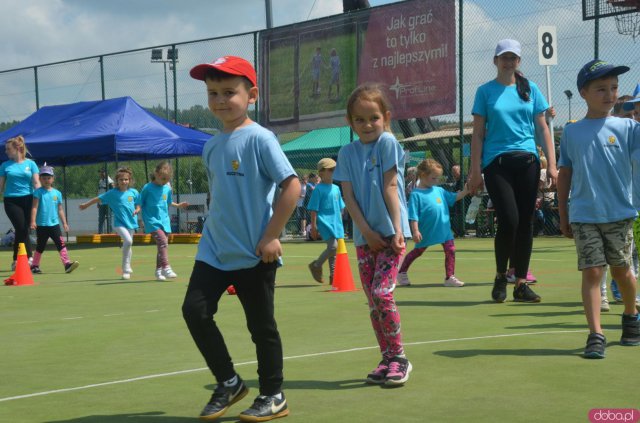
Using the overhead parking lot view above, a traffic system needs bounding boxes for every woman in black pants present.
[0,135,40,269]
[468,39,557,303]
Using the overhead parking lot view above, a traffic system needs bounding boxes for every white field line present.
[0,329,585,403]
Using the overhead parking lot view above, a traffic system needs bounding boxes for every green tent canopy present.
[281,126,425,170]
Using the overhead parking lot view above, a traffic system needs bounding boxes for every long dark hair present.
[515,70,531,102]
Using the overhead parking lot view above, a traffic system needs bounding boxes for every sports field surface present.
[1,237,637,422]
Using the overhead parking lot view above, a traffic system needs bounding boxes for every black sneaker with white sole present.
[239,393,289,422]
[65,261,80,274]
[199,376,249,421]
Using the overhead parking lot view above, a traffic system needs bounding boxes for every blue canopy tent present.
[0,96,210,166]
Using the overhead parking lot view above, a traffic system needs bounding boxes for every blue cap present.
[577,59,629,91]
[623,82,640,111]
[495,39,521,57]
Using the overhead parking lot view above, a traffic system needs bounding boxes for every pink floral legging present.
[399,239,456,278]
[356,242,406,360]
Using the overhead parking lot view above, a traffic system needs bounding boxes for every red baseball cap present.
[189,55,257,87]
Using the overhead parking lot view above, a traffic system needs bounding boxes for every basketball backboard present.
[582,0,640,20]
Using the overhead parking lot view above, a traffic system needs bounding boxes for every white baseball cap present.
[495,39,521,57]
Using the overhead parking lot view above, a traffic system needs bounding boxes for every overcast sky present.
[0,0,399,71]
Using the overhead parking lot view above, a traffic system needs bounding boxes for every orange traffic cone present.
[4,243,34,286]
[331,238,357,292]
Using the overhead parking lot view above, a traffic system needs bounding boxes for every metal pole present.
[545,65,554,138]
[34,67,39,110]
[164,62,169,119]
[99,56,105,100]
[265,0,273,29]
[594,1,599,59]
[458,0,465,235]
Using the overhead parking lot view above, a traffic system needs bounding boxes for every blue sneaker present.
[610,280,622,302]
[621,314,640,346]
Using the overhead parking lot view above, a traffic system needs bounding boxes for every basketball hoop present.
[610,0,640,39]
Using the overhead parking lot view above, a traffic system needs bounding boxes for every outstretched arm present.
[79,197,101,210]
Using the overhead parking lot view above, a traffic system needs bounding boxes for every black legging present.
[4,195,33,260]
[483,152,540,280]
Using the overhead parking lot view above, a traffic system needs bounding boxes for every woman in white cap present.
[468,39,557,304]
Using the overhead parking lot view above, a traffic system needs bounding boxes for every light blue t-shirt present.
[408,186,457,248]
[559,116,640,223]
[472,80,549,169]
[196,122,297,271]
[138,182,172,234]
[33,187,63,227]
[333,131,411,247]
[99,188,139,229]
[0,159,39,197]
[307,183,345,240]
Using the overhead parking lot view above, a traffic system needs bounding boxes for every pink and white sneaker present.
[506,268,537,284]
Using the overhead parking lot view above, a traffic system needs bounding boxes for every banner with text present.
[358,0,456,119]
[259,0,455,133]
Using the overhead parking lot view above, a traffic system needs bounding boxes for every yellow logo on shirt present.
[436,198,442,204]
[127,196,133,202]
[608,136,616,144]
[162,194,167,200]
[232,160,240,171]
[53,195,58,201]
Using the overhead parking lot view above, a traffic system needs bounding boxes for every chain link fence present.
[0,0,638,237]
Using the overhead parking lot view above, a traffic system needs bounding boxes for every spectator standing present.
[97,169,114,233]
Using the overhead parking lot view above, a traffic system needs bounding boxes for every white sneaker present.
[444,275,465,287]
[155,268,166,281]
[162,266,177,278]
[601,296,610,312]
[124,267,133,274]
[397,272,411,286]
[122,272,131,280]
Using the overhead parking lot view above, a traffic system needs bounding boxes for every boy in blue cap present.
[183,56,299,421]
[557,59,640,359]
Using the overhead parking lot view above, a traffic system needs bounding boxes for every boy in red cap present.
[183,56,299,421]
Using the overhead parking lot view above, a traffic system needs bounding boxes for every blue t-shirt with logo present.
[33,187,63,227]
[333,131,411,247]
[559,116,640,223]
[138,182,172,233]
[196,123,296,271]
[472,80,549,169]
[408,186,457,248]
[99,188,139,229]
[0,159,39,197]
[307,183,345,240]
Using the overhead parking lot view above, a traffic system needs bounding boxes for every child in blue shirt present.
[557,59,640,358]
[307,157,345,285]
[29,165,79,274]
[334,84,412,387]
[183,55,299,421]
[79,167,139,280]
[398,159,469,287]
[136,161,188,281]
